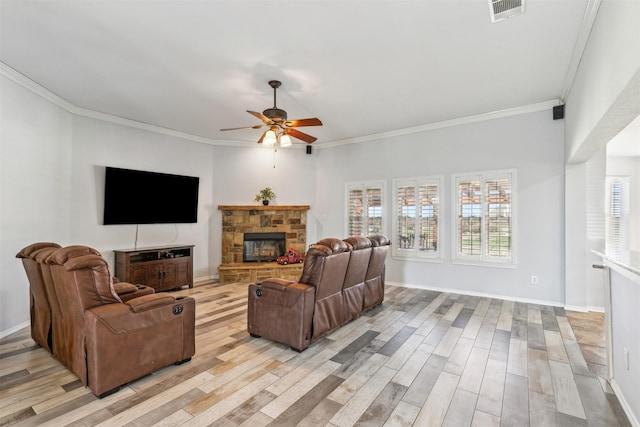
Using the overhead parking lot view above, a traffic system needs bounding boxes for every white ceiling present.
[1,0,594,146]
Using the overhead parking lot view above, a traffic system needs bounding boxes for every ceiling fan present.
[220,80,323,146]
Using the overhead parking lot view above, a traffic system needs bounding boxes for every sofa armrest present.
[84,296,195,396]
[126,294,176,312]
[259,278,296,292]
[247,282,315,350]
[251,281,313,307]
[113,281,136,294]
[86,295,192,333]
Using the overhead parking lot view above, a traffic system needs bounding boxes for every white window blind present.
[453,170,515,265]
[605,176,630,258]
[393,176,442,260]
[346,181,385,237]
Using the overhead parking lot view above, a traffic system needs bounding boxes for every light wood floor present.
[0,283,631,426]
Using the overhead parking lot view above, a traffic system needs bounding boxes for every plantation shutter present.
[347,182,385,237]
[393,177,441,259]
[454,170,515,264]
[457,178,482,256]
[605,177,630,258]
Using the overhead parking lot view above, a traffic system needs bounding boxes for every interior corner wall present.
[68,116,217,280]
[0,74,73,336]
[563,0,640,310]
[564,0,640,163]
[316,110,566,305]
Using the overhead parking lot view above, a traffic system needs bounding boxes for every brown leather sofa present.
[16,243,154,355]
[247,235,390,351]
[16,243,195,397]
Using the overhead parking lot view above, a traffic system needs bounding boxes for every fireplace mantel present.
[218,205,310,211]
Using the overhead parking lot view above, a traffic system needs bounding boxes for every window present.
[605,176,629,258]
[393,176,443,260]
[346,181,385,237]
[452,169,516,265]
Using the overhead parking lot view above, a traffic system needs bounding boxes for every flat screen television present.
[103,167,199,225]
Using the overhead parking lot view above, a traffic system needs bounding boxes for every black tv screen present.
[103,167,199,225]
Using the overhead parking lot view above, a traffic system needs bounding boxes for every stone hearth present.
[217,205,309,284]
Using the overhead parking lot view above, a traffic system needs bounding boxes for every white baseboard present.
[563,305,605,313]
[0,321,29,340]
[611,378,639,427]
[194,275,217,286]
[387,281,563,307]
[564,305,589,312]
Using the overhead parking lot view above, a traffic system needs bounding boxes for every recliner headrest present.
[368,235,390,247]
[64,254,109,271]
[16,242,61,259]
[315,238,349,254]
[344,236,372,250]
[46,245,101,265]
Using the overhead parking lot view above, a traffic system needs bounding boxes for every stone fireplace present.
[218,205,309,283]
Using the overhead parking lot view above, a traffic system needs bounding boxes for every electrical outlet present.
[624,347,630,371]
[531,275,539,285]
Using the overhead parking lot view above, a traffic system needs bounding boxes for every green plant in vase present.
[255,187,276,205]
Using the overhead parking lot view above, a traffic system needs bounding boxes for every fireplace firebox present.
[243,232,286,262]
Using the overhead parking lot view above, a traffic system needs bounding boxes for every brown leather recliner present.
[15,242,61,353]
[44,246,195,397]
[247,235,390,351]
[17,243,154,355]
[248,238,351,351]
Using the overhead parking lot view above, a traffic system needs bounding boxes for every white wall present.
[0,75,73,335]
[68,116,216,279]
[317,111,566,305]
[609,267,640,426]
[585,148,606,309]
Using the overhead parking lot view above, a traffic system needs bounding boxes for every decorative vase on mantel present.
[262,200,269,206]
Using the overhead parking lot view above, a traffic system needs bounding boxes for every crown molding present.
[1,62,75,112]
[2,61,559,149]
[559,0,602,103]
[318,99,561,149]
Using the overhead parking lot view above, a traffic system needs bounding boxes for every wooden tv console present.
[114,245,194,291]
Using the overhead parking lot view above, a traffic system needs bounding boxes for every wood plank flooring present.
[0,283,632,426]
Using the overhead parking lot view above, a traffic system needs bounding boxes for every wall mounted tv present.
[103,167,199,225]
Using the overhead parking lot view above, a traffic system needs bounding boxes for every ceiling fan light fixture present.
[279,133,292,147]
[221,80,322,145]
[263,129,277,146]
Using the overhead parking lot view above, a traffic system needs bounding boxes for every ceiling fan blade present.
[287,128,317,143]
[247,110,273,124]
[257,133,265,144]
[220,125,265,131]
[286,118,323,128]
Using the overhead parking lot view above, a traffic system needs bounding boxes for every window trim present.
[345,180,387,237]
[392,175,444,262]
[451,168,517,268]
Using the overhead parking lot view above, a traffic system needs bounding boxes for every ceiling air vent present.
[489,0,525,23]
